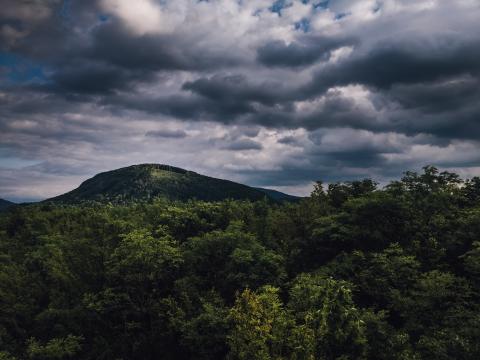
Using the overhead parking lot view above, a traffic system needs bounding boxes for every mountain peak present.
[46,164,299,204]
[125,163,190,174]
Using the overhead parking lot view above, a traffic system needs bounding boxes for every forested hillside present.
[0,199,14,212]
[1,166,480,359]
[46,164,297,204]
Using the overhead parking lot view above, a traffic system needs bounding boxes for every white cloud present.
[101,0,177,35]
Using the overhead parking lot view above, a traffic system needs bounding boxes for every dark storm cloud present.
[257,36,354,68]
[168,37,480,140]
[89,25,241,73]
[1,0,101,55]
[387,77,480,114]
[4,0,477,135]
[128,34,480,140]
[1,0,242,96]
[320,150,387,167]
[38,28,237,95]
[2,0,480,200]
[49,61,138,94]
[305,38,480,96]
[182,74,289,106]
[0,0,59,50]
[106,93,257,122]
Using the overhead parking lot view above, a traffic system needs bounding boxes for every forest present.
[1,166,480,359]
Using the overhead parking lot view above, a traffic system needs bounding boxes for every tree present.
[107,228,183,289]
[185,222,285,299]
[26,335,83,359]
[288,274,367,360]
[180,293,230,360]
[228,286,289,360]
[83,229,184,359]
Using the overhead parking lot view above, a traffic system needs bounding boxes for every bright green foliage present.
[229,277,368,360]
[228,286,289,360]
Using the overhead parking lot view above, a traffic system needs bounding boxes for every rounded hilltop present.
[45,164,299,204]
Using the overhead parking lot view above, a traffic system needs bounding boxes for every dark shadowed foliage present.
[1,166,480,359]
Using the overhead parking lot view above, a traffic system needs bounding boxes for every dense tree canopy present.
[1,166,480,359]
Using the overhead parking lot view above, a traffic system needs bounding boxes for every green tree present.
[228,286,290,360]
[185,222,285,299]
[26,335,83,359]
[288,274,367,360]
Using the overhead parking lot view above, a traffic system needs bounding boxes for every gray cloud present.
[2,0,480,201]
[145,129,187,138]
[304,39,480,96]
[222,139,263,151]
[278,136,300,146]
[257,36,355,68]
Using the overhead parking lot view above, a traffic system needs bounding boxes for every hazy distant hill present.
[0,199,15,211]
[45,164,298,204]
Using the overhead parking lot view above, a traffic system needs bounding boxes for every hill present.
[46,164,296,204]
[255,187,301,202]
[0,198,15,211]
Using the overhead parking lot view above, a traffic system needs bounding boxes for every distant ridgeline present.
[0,198,15,211]
[45,164,300,204]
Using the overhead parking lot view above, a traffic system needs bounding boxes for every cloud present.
[145,128,187,138]
[100,0,173,35]
[278,136,300,145]
[257,36,354,68]
[222,139,264,151]
[304,38,480,96]
[0,0,58,49]
[2,0,480,200]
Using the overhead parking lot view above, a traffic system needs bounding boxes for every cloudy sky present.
[1,0,480,202]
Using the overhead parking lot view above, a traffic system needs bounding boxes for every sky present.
[1,0,480,202]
